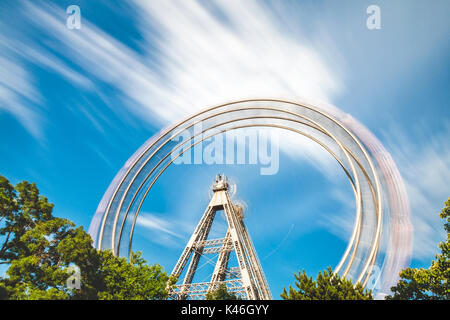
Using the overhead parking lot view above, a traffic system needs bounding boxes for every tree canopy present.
[386,197,450,300]
[0,174,171,300]
[281,266,373,300]
[97,251,171,300]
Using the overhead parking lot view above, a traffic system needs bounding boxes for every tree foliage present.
[386,198,450,300]
[97,251,172,300]
[205,283,240,300]
[281,266,373,300]
[0,176,54,264]
[0,175,171,300]
[1,219,102,299]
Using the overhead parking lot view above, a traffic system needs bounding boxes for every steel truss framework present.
[170,174,272,300]
[89,99,412,297]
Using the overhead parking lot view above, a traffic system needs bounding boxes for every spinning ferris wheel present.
[88,99,412,298]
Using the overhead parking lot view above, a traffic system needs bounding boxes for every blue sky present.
[0,0,449,298]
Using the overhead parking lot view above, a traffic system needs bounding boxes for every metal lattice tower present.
[169,175,272,300]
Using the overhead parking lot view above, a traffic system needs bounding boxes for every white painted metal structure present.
[170,174,272,300]
[88,99,413,298]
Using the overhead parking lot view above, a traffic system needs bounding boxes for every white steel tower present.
[169,175,272,300]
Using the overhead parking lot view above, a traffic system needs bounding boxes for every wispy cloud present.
[0,48,43,140]
[319,187,356,242]
[316,120,450,263]
[19,46,93,90]
[134,0,342,115]
[277,129,341,178]
[136,212,184,241]
[3,0,343,140]
[133,0,344,173]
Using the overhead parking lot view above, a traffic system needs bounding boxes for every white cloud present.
[0,53,43,140]
[133,0,344,175]
[0,11,90,141]
[134,0,342,116]
[9,0,342,138]
[319,186,356,241]
[20,46,93,90]
[276,129,340,178]
[136,212,184,240]
[3,0,347,191]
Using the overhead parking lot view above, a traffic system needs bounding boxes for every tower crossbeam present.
[170,279,247,300]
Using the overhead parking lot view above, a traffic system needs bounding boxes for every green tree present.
[0,177,54,264]
[205,283,240,300]
[1,220,103,299]
[281,266,373,300]
[386,198,450,300]
[97,250,171,300]
[0,174,171,300]
[0,175,103,299]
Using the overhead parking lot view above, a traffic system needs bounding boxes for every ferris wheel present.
[88,99,412,298]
